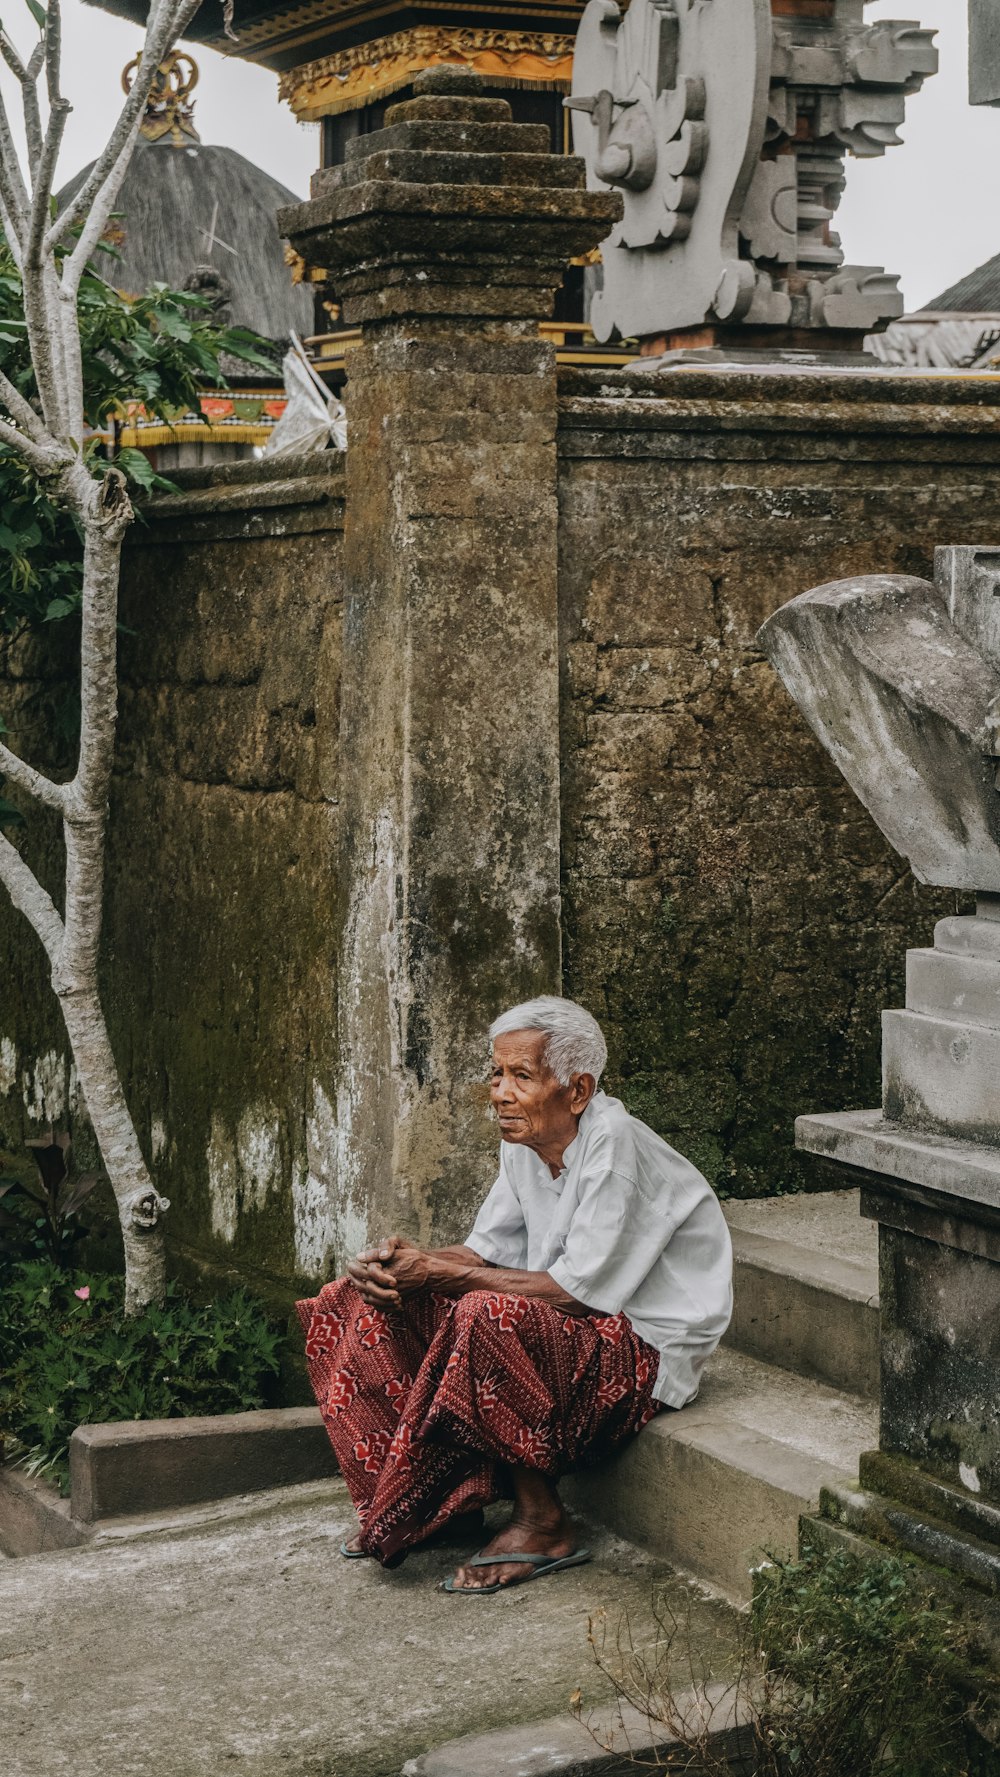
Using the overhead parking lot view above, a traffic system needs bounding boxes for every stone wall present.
[0,454,345,1308]
[557,369,1000,1196]
[4,376,1000,1304]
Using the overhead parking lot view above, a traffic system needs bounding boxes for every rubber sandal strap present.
[467,1548,590,1568]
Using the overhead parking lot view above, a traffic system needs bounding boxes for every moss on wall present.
[556,370,998,1197]
[0,455,346,1304]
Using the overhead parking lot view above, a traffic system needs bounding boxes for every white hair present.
[489,995,608,1085]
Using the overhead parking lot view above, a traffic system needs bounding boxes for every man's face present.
[489,1030,585,1151]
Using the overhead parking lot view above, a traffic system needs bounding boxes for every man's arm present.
[352,1236,587,1315]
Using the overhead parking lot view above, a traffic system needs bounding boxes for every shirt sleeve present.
[465,1152,529,1269]
[548,1143,693,1315]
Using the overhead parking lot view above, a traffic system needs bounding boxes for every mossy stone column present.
[279,68,619,1249]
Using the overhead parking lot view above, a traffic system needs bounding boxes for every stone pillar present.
[279,69,619,1249]
[970,0,1000,108]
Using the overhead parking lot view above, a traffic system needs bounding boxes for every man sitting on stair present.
[297,995,733,1593]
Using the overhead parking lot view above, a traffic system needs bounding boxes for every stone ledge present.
[795,1108,1000,1212]
[0,1463,89,1558]
[400,1686,755,1776]
[70,1405,335,1523]
[2,1409,338,1557]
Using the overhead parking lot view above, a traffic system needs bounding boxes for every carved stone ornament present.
[569,0,938,344]
[570,0,771,340]
[758,547,1000,894]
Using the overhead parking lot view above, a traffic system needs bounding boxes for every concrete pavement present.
[0,1478,737,1777]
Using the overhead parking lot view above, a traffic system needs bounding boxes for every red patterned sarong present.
[296,1279,660,1564]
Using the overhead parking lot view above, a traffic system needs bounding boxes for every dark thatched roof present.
[925,252,1000,314]
[56,135,314,346]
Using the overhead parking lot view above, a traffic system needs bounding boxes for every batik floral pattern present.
[296,1278,660,1565]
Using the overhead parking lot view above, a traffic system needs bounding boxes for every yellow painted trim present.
[282,26,574,118]
[116,424,277,447]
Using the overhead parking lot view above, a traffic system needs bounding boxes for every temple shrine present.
[86,0,939,366]
[59,49,311,458]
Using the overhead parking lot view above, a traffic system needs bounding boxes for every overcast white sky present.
[1,0,996,312]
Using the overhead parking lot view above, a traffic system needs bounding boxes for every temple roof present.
[83,0,584,73]
[925,253,1000,315]
[56,56,313,346]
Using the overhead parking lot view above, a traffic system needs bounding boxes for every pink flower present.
[74,1286,90,1301]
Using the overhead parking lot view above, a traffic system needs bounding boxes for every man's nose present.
[491,1075,515,1103]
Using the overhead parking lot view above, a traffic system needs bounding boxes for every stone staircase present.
[567,1189,880,1603]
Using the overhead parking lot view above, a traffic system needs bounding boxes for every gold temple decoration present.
[124,50,201,145]
[284,243,329,285]
[281,26,575,119]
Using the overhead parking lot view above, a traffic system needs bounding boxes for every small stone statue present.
[568,0,937,350]
[182,264,234,327]
[759,546,1000,1147]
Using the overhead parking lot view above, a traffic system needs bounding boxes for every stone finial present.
[757,547,1000,894]
[277,66,622,324]
[568,0,937,346]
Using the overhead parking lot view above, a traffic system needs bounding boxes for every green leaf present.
[44,596,75,621]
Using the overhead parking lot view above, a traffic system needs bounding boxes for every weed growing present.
[580,1544,1000,1775]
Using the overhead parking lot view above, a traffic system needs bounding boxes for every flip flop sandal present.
[339,1540,370,1559]
[441,1549,592,1595]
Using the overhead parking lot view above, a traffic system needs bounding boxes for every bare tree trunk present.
[50,475,169,1313]
[57,990,167,1314]
[0,0,198,1313]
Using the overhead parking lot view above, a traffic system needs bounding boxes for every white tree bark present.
[0,0,202,1310]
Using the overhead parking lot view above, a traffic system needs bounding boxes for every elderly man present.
[297,996,732,1593]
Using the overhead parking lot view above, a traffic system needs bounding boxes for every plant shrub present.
[752,1544,1000,1777]
[0,1258,282,1491]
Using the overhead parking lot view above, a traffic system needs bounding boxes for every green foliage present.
[0,1256,283,1492]
[0,1128,100,1266]
[583,1542,1000,1775]
[0,233,277,639]
[751,1544,1000,1776]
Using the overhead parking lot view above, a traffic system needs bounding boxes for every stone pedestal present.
[796,899,1000,1640]
[278,69,619,1248]
[761,543,1000,1673]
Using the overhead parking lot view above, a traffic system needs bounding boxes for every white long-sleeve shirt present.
[466,1090,733,1408]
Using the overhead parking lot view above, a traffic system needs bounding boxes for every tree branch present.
[0,90,29,247]
[20,249,65,438]
[0,363,48,442]
[58,121,137,307]
[0,741,67,814]
[46,0,196,256]
[44,0,62,107]
[0,826,64,963]
[3,37,46,171]
[64,467,133,815]
[0,414,66,477]
[26,98,70,270]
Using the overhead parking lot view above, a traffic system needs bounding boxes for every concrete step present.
[723,1189,880,1397]
[566,1344,878,1605]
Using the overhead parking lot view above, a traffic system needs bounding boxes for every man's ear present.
[570,1073,597,1115]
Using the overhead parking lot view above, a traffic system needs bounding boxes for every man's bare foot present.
[449,1503,575,1591]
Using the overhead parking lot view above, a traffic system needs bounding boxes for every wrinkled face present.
[489,1030,591,1155]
